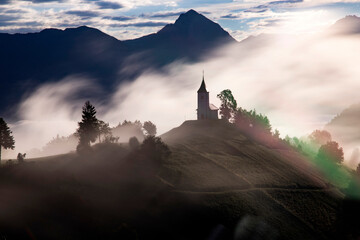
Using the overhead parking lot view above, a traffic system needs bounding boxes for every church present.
[197,75,219,120]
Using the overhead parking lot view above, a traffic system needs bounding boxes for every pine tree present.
[76,101,99,153]
[0,118,15,164]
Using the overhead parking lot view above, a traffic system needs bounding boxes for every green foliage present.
[76,101,100,153]
[317,141,344,164]
[233,107,272,136]
[143,121,157,136]
[273,129,280,139]
[0,117,15,162]
[217,89,237,121]
[286,135,352,189]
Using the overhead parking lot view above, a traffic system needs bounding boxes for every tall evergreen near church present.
[0,118,15,163]
[76,101,99,153]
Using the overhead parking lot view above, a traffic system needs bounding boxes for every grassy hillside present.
[161,120,343,239]
[0,120,346,240]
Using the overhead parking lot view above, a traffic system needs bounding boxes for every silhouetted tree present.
[17,153,26,163]
[129,137,140,150]
[309,130,332,146]
[317,141,344,164]
[112,120,145,142]
[140,136,171,168]
[0,118,15,164]
[233,108,251,130]
[143,121,157,136]
[250,110,272,134]
[356,163,360,176]
[284,135,291,144]
[217,89,237,121]
[76,101,100,153]
[273,129,280,139]
[98,120,111,143]
[103,135,119,143]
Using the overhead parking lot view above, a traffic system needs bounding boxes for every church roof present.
[197,78,208,93]
[209,104,218,110]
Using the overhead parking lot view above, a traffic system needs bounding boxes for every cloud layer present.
[5,29,360,164]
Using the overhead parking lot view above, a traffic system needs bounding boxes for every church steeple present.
[197,71,207,93]
[196,71,218,120]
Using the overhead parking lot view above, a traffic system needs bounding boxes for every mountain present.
[0,9,235,116]
[329,15,360,35]
[325,103,360,147]
[124,9,235,66]
[161,120,342,239]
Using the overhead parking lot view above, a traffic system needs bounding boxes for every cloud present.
[221,14,238,19]
[0,0,11,4]
[22,0,66,2]
[11,30,360,164]
[65,10,100,18]
[244,0,303,13]
[0,15,18,22]
[111,21,168,27]
[11,77,99,155]
[0,21,41,27]
[103,16,135,21]
[142,11,185,18]
[95,1,123,9]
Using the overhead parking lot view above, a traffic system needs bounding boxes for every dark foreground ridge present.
[0,120,345,239]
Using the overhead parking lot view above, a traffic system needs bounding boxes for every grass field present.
[0,120,347,239]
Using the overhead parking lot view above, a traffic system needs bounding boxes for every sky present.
[1,0,360,40]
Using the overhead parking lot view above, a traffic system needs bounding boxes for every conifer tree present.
[76,101,99,153]
[0,118,15,163]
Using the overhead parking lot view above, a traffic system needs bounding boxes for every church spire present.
[197,71,207,93]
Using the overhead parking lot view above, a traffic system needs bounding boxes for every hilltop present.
[0,120,345,239]
[160,120,343,239]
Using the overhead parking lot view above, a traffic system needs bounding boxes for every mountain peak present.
[157,9,235,44]
[174,9,214,27]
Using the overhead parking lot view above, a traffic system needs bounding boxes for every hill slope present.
[161,120,343,239]
[0,120,345,239]
[329,15,360,35]
[325,103,360,145]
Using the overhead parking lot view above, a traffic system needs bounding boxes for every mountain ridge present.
[0,9,234,117]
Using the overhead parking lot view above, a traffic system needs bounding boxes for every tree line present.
[0,101,159,162]
[217,89,345,167]
[75,101,158,154]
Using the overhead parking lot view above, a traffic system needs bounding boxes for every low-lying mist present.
[6,30,360,163]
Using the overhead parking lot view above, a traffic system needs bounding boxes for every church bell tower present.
[197,73,210,120]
